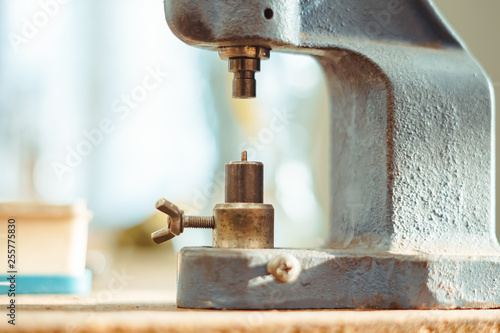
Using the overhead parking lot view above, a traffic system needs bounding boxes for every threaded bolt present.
[184,216,215,229]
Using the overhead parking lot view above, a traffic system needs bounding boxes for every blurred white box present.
[0,201,92,294]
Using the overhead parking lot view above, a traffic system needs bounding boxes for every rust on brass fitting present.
[214,151,273,248]
[152,151,274,249]
[219,46,270,99]
[225,152,264,203]
[213,203,274,248]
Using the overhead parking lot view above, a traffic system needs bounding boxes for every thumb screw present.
[152,198,214,244]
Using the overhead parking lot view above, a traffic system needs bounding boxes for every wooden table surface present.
[1,291,499,333]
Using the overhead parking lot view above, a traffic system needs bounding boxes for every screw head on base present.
[267,254,301,283]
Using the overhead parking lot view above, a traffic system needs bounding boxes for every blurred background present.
[0,0,499,290]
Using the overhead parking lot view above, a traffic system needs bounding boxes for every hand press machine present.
[152,0,500,309]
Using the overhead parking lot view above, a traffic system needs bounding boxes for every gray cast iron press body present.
[153,0,500,309]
